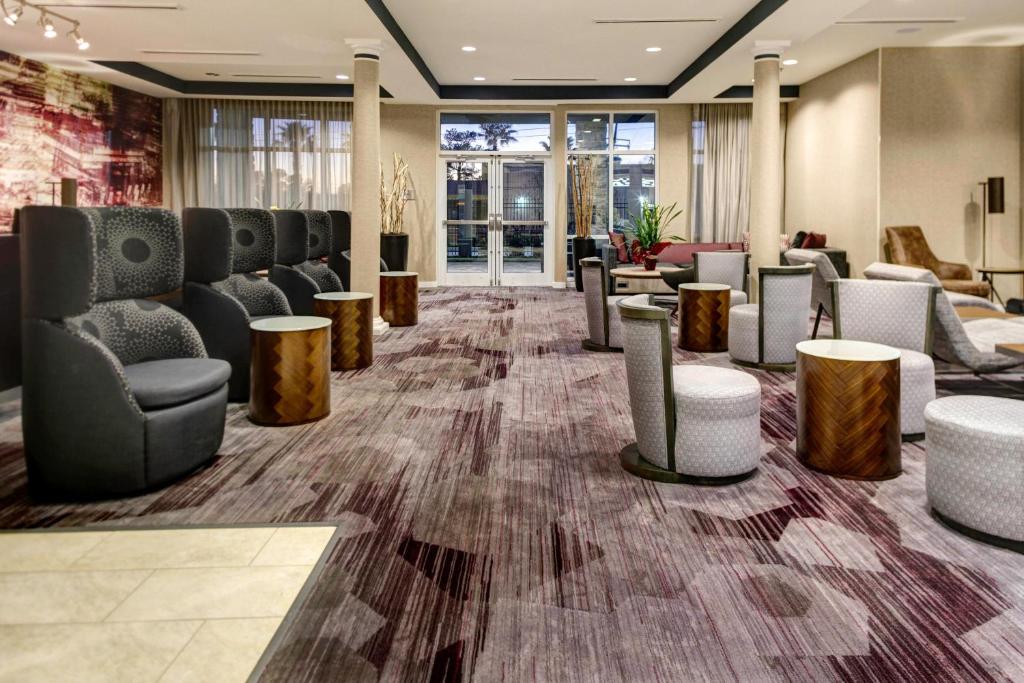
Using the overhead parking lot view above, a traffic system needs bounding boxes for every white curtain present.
[691,104,751,243]
[162,98,353,212]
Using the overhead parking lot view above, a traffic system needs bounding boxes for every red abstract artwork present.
[0,49,162,232]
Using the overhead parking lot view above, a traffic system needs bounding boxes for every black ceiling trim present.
[362,0,441,96]
[366,0,790,100]
[667,0,789,96]
[94,61,393,98]
[715,85,800,99]
[439,84,668,100]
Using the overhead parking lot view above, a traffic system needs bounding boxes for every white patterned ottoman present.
[925,395,1024,551]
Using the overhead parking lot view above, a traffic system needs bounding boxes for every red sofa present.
[655,242,745,265]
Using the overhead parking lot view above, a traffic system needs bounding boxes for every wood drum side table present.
[249,316,331,426]
[677,283,730,352]
[796,339,902,480]
[380,271,418,326]
[313,292,374,370]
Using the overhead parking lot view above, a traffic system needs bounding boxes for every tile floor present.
[0,526,336,682]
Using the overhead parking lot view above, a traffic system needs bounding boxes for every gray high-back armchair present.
[327,210,350,287]
[729,265,814,370]
[297,210,343,293]
[693,251,749,306]
[270,210,317,315]
[20,206,230,498]
[183,208,292,402]
[784,248,839,338]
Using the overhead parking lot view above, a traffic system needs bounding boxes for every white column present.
[748,41,789,301]
[348,40,388,333]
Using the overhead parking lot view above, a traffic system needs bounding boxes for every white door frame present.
[436,154,554,287]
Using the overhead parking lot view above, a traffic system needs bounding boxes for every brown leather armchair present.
[884,225,990,298]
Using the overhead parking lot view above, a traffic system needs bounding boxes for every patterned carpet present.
[2,287,1024,681]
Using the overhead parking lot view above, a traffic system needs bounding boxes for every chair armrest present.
[269,265,319,316]
[935,261,973,280]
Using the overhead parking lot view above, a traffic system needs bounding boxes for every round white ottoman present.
[671,365,762,483]
[727,304,759,365]
[926,395,1024,550]
[900,349,936,440]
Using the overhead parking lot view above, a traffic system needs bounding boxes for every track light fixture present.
[1,0,89,49]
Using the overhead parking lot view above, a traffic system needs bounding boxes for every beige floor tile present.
[72,528,277,571]
[0,570,151,624]
[159,618,282,683]
[107,566,313,622]
[0,621,201,683]
[0,532,111,572]
[251,526,335,566]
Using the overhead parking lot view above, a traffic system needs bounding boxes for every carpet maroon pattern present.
[1,287,1024,681]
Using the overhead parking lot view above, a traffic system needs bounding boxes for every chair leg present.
[812,304,824,340]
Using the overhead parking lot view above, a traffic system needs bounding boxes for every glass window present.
[613,154,655,231]
[612,113,656,151]
[440,113,551,152]
[567,113,609,151]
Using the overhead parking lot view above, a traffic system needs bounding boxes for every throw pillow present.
[609,232,629,263]
[804,232,827,249]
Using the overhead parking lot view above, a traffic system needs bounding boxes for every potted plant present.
[630,201,684,270]
[380,153,411,271]
[569,154,596,291]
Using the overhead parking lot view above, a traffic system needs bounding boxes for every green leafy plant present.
[630,201,685,252]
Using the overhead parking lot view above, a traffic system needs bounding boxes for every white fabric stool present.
[926,395,1024,550]
[900,349,936,438]
[671,365,761,480]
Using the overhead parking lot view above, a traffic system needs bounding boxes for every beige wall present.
[880,47,1023,297]
[379,103,691,284]
[785,50,881,277]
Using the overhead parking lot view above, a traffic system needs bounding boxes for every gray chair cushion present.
[225,209,277,273]
[82,208,183,301]
[67,299,207,366]
[124,358,231,409]
[302,210,332,259]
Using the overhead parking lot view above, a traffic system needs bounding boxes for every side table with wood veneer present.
[677,282,730,352]
[796,339,902,480]
[380,271,419,327]
[249,316,331,426]
[313,292,374,370]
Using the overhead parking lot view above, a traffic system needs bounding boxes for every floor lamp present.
[978,176,1004,268]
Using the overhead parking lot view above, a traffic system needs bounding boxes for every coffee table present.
[610,265,681,294]
[380,271,418,326]
[956,306,1019,320]
[677,283,730,352]
[996,343,1024,360]
[313,292,374,370]
[796,339,902,480]
[249,316,331,426]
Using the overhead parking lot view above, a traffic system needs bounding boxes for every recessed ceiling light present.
[461,45,476,52]
[645,46,662,52]
[782,58,798,66]
[335,74,349,80]
[473,76,486,81]
[624,76,637,82]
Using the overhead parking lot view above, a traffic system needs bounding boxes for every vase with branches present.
[569,154,597,291]
[629,201,685,270]
[379,153,412,270]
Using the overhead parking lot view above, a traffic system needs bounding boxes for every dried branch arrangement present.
[380,152,411,234]
[569,154,594,239]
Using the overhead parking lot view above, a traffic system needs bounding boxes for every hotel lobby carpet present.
[1,287,1024,681]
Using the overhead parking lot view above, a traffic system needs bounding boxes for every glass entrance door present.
[442,156,551,286]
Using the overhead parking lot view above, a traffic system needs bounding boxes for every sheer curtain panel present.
[163,98,353,212]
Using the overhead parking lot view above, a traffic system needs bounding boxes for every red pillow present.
[803,232,827,248]
[609,232,629,263]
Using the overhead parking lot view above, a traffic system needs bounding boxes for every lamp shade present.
[987,177,1005,214]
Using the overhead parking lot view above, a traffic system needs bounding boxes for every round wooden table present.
[796,339,902,480]
[249,316,331,426]
[313,292,373,371]
[380,271,418,327]
[610,265,681,294]
[677,283,730,352]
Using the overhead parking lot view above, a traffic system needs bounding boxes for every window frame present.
[437,110,555,157]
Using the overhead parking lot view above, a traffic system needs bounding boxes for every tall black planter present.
[573,237,597,292]
[380,233,409,272]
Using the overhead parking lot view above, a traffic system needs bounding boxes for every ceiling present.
[0,0,1021,103]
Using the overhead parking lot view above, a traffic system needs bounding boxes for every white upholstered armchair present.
[729,265,815,370]
[693,252,749,307]
[616,294,762,485]
[784,248,839,338]
[581,257,624,352]
[831,278,937,440]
